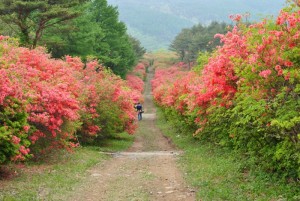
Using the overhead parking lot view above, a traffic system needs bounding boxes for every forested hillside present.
[108,0,285,50]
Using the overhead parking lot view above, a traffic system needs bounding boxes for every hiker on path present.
[136,102,143,121]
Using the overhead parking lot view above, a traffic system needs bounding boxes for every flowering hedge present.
[132,63,146,80]
[126,62,146,104]
[152,4,300,179]
[0,36,142,163]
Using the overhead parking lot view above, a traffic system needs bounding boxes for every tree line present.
[0,0,145,78]
[170,21,229,67]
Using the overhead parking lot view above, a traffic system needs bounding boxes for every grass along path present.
[156,109,300,200]
[0,132,134,200]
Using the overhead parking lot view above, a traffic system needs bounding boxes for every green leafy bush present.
[0,98,31,163]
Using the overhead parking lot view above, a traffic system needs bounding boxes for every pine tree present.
[0,0,87,48]
[88,0,136,78]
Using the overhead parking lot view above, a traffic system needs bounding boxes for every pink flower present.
[23,125,30,133]
[275,65,283,76]
[0,35,9,41]
[285,72,290,80]
[230,14,242,22]
[275,65,281,71]
[284,61,293,67]
[276,16,285,25]
[12,136,21,144]
[259,70,272,78]
[19,146,30,155]
[29,135,39,144]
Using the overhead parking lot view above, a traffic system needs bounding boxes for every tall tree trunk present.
[32,20,46,49]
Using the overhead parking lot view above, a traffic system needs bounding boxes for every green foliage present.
[95,132,135,152]
[197,106,233,146]
[170,22,229,63]
[193,51,211,73]
[159,106,197,135]
[225,17,300,178]
[156,108,300,200]
[0,0,87,48]
[0,0,144,78]
[42,5,101,59]
[128,35,146,59]
[87,0,135,77]
[78,94,133,145]
[211,21,300,179]
[95,100,126,138]
[0,19,17,37]
[29,119,82,159]
[42,0,139,78]
[0,97,31,164]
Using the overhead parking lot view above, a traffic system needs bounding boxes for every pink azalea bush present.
[126,62,146,104]
[0,37,142,163]
[132,63,146,80]
[126,74,144,94]
[152,3,300,178]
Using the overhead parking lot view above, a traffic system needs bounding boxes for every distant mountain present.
[107,0,286,51]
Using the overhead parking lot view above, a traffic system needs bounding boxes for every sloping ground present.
[65,66,195,200]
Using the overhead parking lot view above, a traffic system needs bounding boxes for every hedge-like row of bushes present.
[0,36,144,164]
[152,4,300,179]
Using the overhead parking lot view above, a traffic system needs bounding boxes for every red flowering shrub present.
[94,72,138,136]
[132,63,146,80]
[126,62,145,103]
[65,57,140,143]
[126,75,144,93]
[0,36,142,162]
[152,3,300,178]
[153,25,246,127]
[227,6,300,178]
[0,37,82,157]
[152,66,185,104]
[0,72,31,162]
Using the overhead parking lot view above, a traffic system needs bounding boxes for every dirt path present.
[66,67,196,201]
